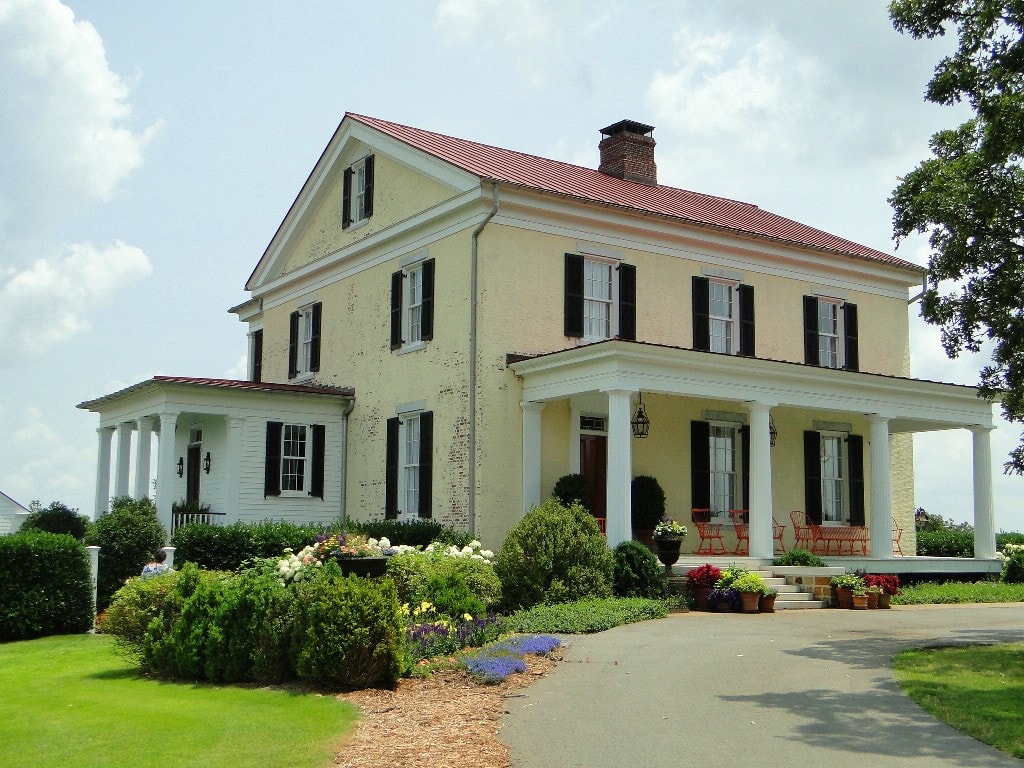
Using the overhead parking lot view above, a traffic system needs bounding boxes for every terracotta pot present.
[835,586,853,609]
[759,593,777,613]
[867,589,880,609]
[739,591,760,613]
[878,593,892,609]
[714,600,733,613]
[691,586,712,612]
[851,593,869,610]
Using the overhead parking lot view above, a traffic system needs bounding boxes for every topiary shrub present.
[494,499,613,610]
[773,548,827,567]
[612,540,665,598]
[630,475,665,531]
[552,474,588,509]
[20,501,88,539]
[0,531,94,641]
[85,496,167,610]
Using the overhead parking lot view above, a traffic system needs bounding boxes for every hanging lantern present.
[631,393,651,438]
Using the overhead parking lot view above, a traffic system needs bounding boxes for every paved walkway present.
[501,604,1024,768]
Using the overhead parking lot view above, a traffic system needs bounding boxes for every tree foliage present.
[890,0,1024,470]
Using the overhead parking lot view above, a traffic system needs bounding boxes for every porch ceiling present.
[509,340,994,433]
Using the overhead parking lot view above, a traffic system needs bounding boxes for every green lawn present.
[894,643,1024,759]
[0,634,357,768]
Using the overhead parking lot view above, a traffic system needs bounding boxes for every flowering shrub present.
[714,566,747,589]
[652,517,688,540]
[403,601,503,663]
[493,634,560,656]
[707,587,739,610]
[462,634,561,684]
[863,573,901,595]
[685,563,722,589]
[424,539,495,561]
[1000,543,1024,583]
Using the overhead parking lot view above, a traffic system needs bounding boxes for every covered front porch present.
[510,340,999,565]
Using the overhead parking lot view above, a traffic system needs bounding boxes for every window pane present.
[820,435,844,523]
[708,282,734,354]
[354,162,367,221]
[403,415,420,516]
[708,425,737,515]
[583,260,612,339]
[407,267,422,343]
[281,424,307,492]
[817,301,840,368]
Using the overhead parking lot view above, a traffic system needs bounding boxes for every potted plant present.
[708,587,739,612]
[759,587,779,613]
[731,571,768,613]
[829,573,864,609]
[863,573,900,608]
[553,473,588,508]
[685,563,722,611]
[651,516,688,571]
[631,475,666,550]
[851,585,869,609]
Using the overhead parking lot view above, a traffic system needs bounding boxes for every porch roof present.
[508,340,994,434]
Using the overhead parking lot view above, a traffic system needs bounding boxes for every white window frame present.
[294,304,317,379]
[398,412,421,520]
[405,263,424,346]
[708,422,742,520]
[819,431,848,524]
[582,256,616,342]
[708,279,738,355]
[350,157,370,226]
[280,423,309,496]
[817,298,844,369]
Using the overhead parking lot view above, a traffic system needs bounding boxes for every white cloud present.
[225,352,248,380]
[0,0,160,235]
[434,0,551,46]
[0,241,152,359]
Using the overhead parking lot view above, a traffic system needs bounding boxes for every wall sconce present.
[631,393,651,438]
[769,416,778,447]
[176,457,184,477]
[203,452,212,474]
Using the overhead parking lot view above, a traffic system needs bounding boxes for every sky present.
[1,0,1020,532]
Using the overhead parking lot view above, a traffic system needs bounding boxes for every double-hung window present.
[803,429,865,526]
[708,424,740,517]
[342,155,374,229]
[803,295,858,370]
[692,275,754,356]
[385,409,433,519]
[564,253,636,341]
[819,432,845,523]
[691,418,749,517]
[288,302,321,379]
[708,281,736,354]
[264,421,325,498]
[390,258,434,351]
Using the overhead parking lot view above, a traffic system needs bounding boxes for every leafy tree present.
[889,0,1024,470]
[20,501,88,539]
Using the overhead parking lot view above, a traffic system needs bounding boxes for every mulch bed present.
[332,651,560,768]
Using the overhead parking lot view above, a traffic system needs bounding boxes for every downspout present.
[468,182,500,535]
[339,397,355,530]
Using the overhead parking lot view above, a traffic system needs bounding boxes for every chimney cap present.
[599,120,655,139]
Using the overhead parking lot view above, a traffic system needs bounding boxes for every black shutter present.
[385,417,399,518]
[692,276,710,351]
[309,303,322,373]
[310,424,325,498]
[804,431,822,524]
[418,411,433,519]
[342,166,353,229]
[390,270,404,350]
[739,284,755,356]
[288,311,300,378]
[421,259,435,341]
[741,424,751,510]
[843,302,859,372]
[264,421,282,497]
[690,420,710,508]
[564,253,584,337]
[363,155,374,218]
[618,263,636,340]
[252,329,263,383]
[803,296,819,365]
[848,434,865,526]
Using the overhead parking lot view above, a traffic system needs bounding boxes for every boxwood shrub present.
[171,520,326,571]
[84,496,167,610]
[0,531,93,640]
[612,540,665,598]
[20,501,88,540]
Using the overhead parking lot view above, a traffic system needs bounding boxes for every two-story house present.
[79,114,999,563]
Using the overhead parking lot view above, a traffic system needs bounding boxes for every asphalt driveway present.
[501,604,1024,768]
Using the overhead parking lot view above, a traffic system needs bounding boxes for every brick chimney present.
[598,120,657,185]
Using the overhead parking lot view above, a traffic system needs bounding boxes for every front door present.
[579,434,607,521]
[186,444,201,504]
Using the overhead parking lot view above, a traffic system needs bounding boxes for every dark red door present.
[186,444,201,503]
[579,434,607,520]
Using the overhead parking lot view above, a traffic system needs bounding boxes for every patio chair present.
[790,510,814,551]
[728,509,749,555]
[773,517,786,553]
[892,516,904,556]
[691,508,727,555]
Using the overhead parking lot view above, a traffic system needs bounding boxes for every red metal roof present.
[349,113,919,271]
[77,376,354,410]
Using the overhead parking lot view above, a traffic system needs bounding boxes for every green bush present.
[551,474,588,508]
[293,564,404,688]
[0,532,94,641]
[612,541,665,598]
[84,496,167,610]
[998,532,1024,549]
[100,568,181,656]
[630,475,665,530]
[773,548,827,567]
[1003,547,1024,584]
[20,501,88,539]
[347,518,471,548]
[501,597,667,634]
[385,551,502,611]
[494,499,613,610]
[421,570,485,619]
[916,529,974,558]
[172,520,326,571]
[140,562,220,676]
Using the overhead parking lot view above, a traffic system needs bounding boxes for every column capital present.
[520,401,546,413]
[968,424,995,435]
[744,400,776,414]
[867,413,891,426]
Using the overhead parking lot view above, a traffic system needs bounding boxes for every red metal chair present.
[772,517,786,553]
[594,516,607,535]
[728,509,749,555]
[790,510,814,551]
[892,516,904,556]
[692,508,727,555]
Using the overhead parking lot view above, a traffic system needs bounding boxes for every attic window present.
[343,155,374,229]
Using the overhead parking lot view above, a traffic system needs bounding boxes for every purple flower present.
[464,654,526,683]
[496,635,560,656]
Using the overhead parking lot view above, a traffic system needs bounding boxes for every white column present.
[94,427,113,518]
[161,546,176,569]
[568,400,581,474]
[521,402,545,512]
[224,417,245,523]
[134,417,152,499]
[868,415,894,558]
[114,422,133,498]
[86,545,100,624]
[604,389,633,548]
[154,412,178,534]
[746,402,774,559]
[971,425,997,560]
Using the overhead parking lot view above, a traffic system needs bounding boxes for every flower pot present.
[690,586,712,611]
[714,600,733,613]
[758,593,777,613]
[834,586,853,609]
[851,593,869,610]
[739,591,760,613]
[878,592,892,609]
[337,556,389,577]
[867,588,880,609]
[653,539,682,571]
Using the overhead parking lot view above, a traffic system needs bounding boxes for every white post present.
[521,402,545,512]
[114,422,133,498]
[224,417,245,522]
[94,427,113,518]
[155,412,178,534]
[868,415,894,558]
[604,389,633,548]
[971,425,997,560]
[135,416,152,499]
[86,545,100,625]
[161,546,176,569]
[746,402,774,559]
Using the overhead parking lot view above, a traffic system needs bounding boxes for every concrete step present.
[775,599,830,610]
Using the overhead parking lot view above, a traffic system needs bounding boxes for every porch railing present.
[171,508,227,534]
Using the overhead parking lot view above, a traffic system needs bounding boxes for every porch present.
[510,340,999,564]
